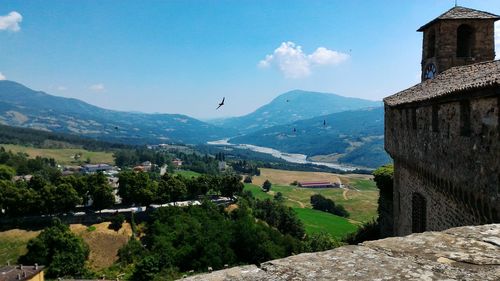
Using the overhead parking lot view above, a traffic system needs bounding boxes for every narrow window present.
[399,109,404,129]
[432,105,439,132]
[405,109,410,129]
[460,100,471,136]
[427,29,436,58]
[411,108,417,130]
[412,193,427,233]
[457,24,474,58]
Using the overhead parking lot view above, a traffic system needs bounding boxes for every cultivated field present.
[244,168,379,239]
[0,144,115,165]
[0,222,131,269]
[175,170,201,178]
[251,168,342,186]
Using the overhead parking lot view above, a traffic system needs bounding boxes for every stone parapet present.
[181,224,500,281]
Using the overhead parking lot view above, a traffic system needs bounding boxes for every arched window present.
[457,24,474,57]
[427,29,436,58]
[412,192,427,233]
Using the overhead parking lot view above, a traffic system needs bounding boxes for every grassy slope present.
[0,229,39,265]
[0,144,114,165]
[293,208,357,239]
[0,222,131,269]
[244,168,379,239]
[174,170,202,178]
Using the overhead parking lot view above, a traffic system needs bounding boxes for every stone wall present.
[181,224,500,281]
[385,88,499,235]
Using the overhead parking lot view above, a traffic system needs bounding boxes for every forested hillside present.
[230,107,391,168]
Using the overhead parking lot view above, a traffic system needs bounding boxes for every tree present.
[373,164,394,238]
[158,174,186,204]
[118,238,144,264]
[373,164,394,192]
[0,164,15,180]
[54,183,81,213]
[262,180,272,192]
[20,219,89,278]
[220,174,244,197]
[92,185,115,210]
[243,175,252,183]
[310,194,349,218]
[304,232,338,252]
[273,192,284,203]
[109,213,125,231]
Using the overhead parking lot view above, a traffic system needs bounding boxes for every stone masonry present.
[181,224,500,281]
[384,6,500,236]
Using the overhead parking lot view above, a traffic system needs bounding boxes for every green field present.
[244,172,379,239]
[293,208,358,239]
[0,230,39,265]
[174,170,201,178]
[244,183,378,223]
[0,144,115,165]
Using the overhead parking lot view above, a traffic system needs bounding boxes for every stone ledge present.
[181,224,499,281]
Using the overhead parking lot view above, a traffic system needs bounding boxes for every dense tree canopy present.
[310,194,349,218]
[128,201,304,280]
[20,219,90,278]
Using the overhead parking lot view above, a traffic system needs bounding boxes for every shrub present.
[243,175,252,183]
[262,180,272,192]
[109,213,125,231]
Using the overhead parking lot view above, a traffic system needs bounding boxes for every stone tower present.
[419,6,499,81]
[383,5,500,237]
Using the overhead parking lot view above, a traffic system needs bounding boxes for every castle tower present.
[419,6,499,81]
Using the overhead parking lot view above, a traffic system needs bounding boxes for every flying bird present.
[323,120,326,126]
[216,97,225,110]
[293,127,296,133]
[286,99,290,102]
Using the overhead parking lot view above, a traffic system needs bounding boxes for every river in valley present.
[207,139,364,172]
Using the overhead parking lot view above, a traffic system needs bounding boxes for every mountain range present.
[209,90,381,134]
[0,80,390,168]
[0,80,232,144]
[230,107,390,168]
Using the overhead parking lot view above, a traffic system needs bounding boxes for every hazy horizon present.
[1,0,499,118]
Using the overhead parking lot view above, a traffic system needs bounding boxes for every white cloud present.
[0,11,22,32]
[495,21,500,59]
[0,72,5,80]
[258,41,349,78]
[89,83,105,92]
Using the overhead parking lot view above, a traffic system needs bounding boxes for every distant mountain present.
[0,80,233,144]
[210,90,381,134]
[230,107,391,168]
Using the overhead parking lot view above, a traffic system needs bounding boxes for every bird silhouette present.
[293,127,296,133]
[286,99,290,102]
[216,97,225,110]
[323,120,326,126]
[114,126,119,130]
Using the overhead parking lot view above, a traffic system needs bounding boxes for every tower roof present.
[384,60,500,106]
[417,6,500,31]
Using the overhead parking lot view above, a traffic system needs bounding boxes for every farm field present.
[244,168,379,239]
[0,222,131,269]
[0,144,114,165]
[174,169,201,178]
[293,208,358,239]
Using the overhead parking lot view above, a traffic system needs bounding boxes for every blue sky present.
[1,0,499,119]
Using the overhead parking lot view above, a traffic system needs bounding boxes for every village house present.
[0,264,44,281]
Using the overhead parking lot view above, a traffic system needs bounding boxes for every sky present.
[1,0,500,119]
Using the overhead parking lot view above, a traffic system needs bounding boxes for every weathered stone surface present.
[181,224,500,281]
